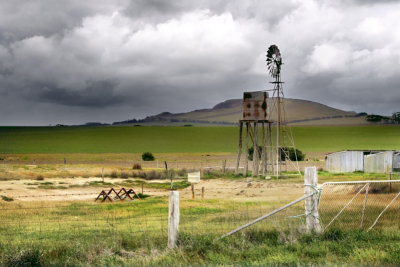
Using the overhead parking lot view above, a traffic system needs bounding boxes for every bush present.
[248,146,262,161]
[177,168,188,177]
[120,172,129,179]
[135,193,150,199]
[5,249,43,267]
[142,152,155,161]
[366,114,384,122]
[110,171,118,178]
[280,147,305,161]
[146,170,159,180]
[132,163,142,170]
[35,175,44,181]
[1,195,13,202]
[132,171,147,179]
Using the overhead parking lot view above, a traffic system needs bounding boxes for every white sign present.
[188,171,201,183]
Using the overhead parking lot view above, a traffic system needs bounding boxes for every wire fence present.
[0,186,305,248]
[319,180,400,231]
[2,179,400,251]
[0,158,325,174]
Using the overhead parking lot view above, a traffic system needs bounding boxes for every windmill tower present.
[266,45,300,178]
[235,45,300,178]
[234,91,271,178]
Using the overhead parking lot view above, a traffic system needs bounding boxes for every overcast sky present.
[1,0,399,125]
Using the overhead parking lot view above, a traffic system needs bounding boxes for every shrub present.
[110,171,118,178]
[132,171,147,179]
[120,172,129,179]
[142,152,155,161]
[248,146,262,161]
[177,168,188,177]
[35,175,44,181]
[146,170,161,180]
[5,249,43,266]
[1,195,13,202]
[366,114,384,122]
[132,163,142,170]
[280,147,305,161]
[135,193,150,199]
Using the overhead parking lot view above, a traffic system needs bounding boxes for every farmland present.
[1,125,400,266]
[1,125,400,155]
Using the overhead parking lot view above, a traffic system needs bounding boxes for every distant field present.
[0,125,399,154]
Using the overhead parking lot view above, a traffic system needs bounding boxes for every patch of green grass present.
[1,196,400,266]
[87,181,113,186]
[135,193,150,199]
[3,226,400,266]
[141,181,191,190]
[0,126,399,154]
[37,185,68,189]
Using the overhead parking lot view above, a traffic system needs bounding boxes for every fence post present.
[168,191,180,248]
[252,122,259,177]
[304,167,321,233]
[235,122,243,175]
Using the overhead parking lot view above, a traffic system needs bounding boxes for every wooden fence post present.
[252,122,259,177]
[261,122,266,176]
[244,122,249,176]
[304,167,321,233]
[168,191,180,248]
[235,122,243,175]
[191,184,195,199]
[202,187,204,200]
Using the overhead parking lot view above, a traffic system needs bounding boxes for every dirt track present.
[0,177,304,202]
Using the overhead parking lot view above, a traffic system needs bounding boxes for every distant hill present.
[113,98,374,126]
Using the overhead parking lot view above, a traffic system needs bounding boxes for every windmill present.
[266,44,300,178]
[234,45,300,178]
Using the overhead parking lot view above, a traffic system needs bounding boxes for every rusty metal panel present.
[364,151,394,173]
[242,91,268,121]
[326,151,364,173]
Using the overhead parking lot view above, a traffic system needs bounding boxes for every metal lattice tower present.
[266,45,300,178]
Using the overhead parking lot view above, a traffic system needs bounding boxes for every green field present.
[2,197,400,266]
[0,125,399,154]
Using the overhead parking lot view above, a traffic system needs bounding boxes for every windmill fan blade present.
[266,44,282,78]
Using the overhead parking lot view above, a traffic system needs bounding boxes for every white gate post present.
[304,167,321,233]
[168,191,180,248]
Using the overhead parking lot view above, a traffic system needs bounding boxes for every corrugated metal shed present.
[326,151,364,173]
[364,151,392,173]
[364,151,400,173]
[393,152,400,171]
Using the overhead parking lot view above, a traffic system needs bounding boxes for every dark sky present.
[1,0,399,125]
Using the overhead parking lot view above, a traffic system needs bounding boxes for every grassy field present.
[1,125,400,266]
[1,125,400,154]
[1,196,400,266]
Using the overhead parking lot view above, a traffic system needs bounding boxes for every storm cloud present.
[0,0,399,125]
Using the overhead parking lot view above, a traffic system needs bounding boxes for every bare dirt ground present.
[0,176,304,203]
